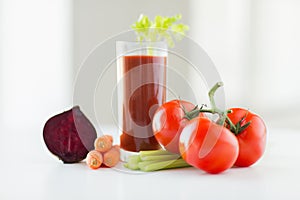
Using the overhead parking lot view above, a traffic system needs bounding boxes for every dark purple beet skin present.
[43,106,97,163]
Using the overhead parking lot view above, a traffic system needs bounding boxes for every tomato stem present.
[208,82,223,112]
[226,113,252,135]
[182,82,240,132]
[225,115,237,133]
[184,82,224,117]
[206,82,240,130]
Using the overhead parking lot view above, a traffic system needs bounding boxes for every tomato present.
[226,108,267,167]
[179,117,239,174]
[152,100,196,154]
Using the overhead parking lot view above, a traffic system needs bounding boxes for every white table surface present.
[0,126,300,200]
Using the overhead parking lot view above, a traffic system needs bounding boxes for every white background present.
[1,0,300,199]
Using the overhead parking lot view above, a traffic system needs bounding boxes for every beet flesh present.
[43,106,97,163]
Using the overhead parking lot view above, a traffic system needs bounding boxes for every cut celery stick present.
[124,162,140,170]
[141,154,180,161]
[128,155,141,163]
[124,150,190,172]
[125,155,141,170]
[140,159,191,172]
[139,149,177,158]
[127,162,139,170]
[137,160,159,169]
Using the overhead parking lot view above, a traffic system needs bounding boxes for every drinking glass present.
[116,41,167,161]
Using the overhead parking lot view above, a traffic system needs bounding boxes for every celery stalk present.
[125,155,141,170]
[137,160,158,169]
[131,14,189,48]
[127,162,139,170]
[124,150,191,172]
[141,154,179,161]
[139,159,191,172]
[128,155,141,163]
[123,163,129,168]
[139,149,176,157]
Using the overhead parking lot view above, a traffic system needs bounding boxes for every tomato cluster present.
[152,84,267,174]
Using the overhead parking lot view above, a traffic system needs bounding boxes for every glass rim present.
[116,41,168,57]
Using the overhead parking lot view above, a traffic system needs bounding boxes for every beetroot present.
[43,106,97,163]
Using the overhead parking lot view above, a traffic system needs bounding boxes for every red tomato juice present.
[120,55,166,152]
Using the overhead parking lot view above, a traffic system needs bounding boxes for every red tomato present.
[226,108,267,167]
[152,100,196,154]
[179,117,239,174]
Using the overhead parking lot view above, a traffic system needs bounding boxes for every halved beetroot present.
[43,106,97,163]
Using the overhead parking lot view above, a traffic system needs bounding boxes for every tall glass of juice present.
[116,41,167,161]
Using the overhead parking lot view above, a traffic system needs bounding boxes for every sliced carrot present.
[103,145,120,167]
[94,135,113,152]
[86,150,103,170]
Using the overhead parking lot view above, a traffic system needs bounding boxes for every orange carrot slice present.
[86,150,103,169]
[103,145,120,167]
[94,135,113,152]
